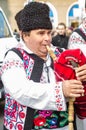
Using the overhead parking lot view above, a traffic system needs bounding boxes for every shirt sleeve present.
[68,32,86,56]
[1,51,66,111]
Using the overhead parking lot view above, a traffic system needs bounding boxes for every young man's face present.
[57,25,66,36]
[23,29,52,60]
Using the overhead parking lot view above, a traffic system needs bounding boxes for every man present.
[0,2,85,130]
[52,22,69,49]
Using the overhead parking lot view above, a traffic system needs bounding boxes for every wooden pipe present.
[46,45,75,130]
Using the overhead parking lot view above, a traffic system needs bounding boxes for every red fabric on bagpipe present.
[54,48,86,119]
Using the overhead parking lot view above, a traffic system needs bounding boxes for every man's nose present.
[44,34,50,40]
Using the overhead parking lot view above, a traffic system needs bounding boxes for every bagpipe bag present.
[54,48,86,119]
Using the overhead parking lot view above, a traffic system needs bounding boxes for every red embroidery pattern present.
[0,60,23,75]
[4,94,26,130]
[70,35,86,44]
[17,48,34,79]
[55,84,63,111]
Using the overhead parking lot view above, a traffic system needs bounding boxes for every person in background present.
[66,26,74,37]
[68,13,86,130]
[51,28,58,37]
[68,14,86,54]
[0,2,86,130]
[52,22,69,49]
[13,29,20,42]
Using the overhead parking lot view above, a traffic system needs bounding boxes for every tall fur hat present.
[15,10,22,30]
[20,2,52,32]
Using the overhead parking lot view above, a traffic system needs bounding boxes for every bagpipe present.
[46,46,86,130]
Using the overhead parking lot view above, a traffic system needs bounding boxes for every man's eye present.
[48,31,52,35]
[39,32,44,35]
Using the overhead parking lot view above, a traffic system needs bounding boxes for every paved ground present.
[76,116,84,130]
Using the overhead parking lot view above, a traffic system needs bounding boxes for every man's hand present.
[75,64,86,81]
[62,80,84,98]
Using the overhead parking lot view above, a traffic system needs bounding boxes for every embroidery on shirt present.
[4,93,26,130]
[17,48,34,79]
[0,60,23,75]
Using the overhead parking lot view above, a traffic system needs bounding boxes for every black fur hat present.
[15,10,22,30]
[20,2,52,32]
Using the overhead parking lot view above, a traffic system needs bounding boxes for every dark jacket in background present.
[52,34,69,49]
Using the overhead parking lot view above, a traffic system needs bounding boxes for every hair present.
[57,22,66,29]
